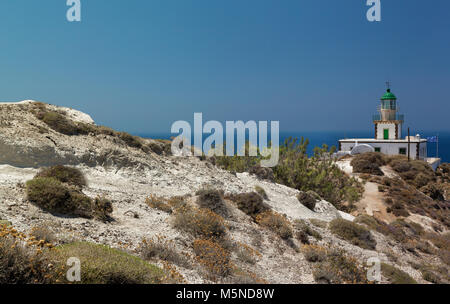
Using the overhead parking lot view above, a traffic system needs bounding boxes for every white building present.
[338,86,440,169]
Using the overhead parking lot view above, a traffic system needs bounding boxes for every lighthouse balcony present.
[373,113,404,122]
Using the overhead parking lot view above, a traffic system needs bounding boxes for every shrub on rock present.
[196,188,228,217]
[232,192,270,219]
[256,211,293,240]
[297,191,320,210]
[329,218,377,250]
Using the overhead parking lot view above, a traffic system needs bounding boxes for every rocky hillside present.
[0,101,448,284]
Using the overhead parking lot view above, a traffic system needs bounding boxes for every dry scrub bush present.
[216,137,363,212]
[231,192,270,219]
[312,249,368,284]
[193,239,233,278]
[254,186,268,200]
[140,236,190,268]
[302,244,327,262]
[388,157,435,189]
[295,220,322,244]
[196,188,228,217]
[256,211,293,240]
[146,195,172,213]
[425,232,450,265]
[329,219,376,250]
[296,191,320,210]
[309,219,328,228]
[0,225,56,284]
[350,152,385,176]
[173,206,227,241]
[30,225,57,244]
[381,263,417,284]
[234,242,261,265]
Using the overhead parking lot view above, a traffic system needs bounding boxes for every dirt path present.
[357,181,396,223]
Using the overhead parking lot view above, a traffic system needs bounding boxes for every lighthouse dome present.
[381,89,397,100]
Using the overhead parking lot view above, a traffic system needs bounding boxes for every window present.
[399,148,407,155]
[374,147,381,152]
[384,129,389,140]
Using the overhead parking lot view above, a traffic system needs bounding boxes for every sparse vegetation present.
[309,218,328,228]
[388,157,435,189]
[173,206,227,241]
[140,236,190,268]
[145,195,172,213]
[193,239,232,278]
[312,249,368,284]
[381,263,417,284]
[0,225,56,284]
[329,218,376,250]
[235,242,260,265]
[30,225,57,244]
[302,245,327,262]
[215,137,363,212]
[295,220,322,244]
[256,211,293,240]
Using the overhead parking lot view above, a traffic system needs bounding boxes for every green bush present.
[52,242,164,284]
[36,165,86,188]
[329,219,376,250]
[26,177,112,220]
[381,263,417,284]
[39,111,79,136]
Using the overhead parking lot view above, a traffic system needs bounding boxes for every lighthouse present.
[373,84,404,140]
[337,84,441,169]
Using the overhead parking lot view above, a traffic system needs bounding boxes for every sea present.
[138,131,449,163]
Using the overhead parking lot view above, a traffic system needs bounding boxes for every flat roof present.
[339,138,427,143]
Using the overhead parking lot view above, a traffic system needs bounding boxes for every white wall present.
[376,122,398,140]
[340,141,427,160]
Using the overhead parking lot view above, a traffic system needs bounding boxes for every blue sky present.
[1,0,449,134]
